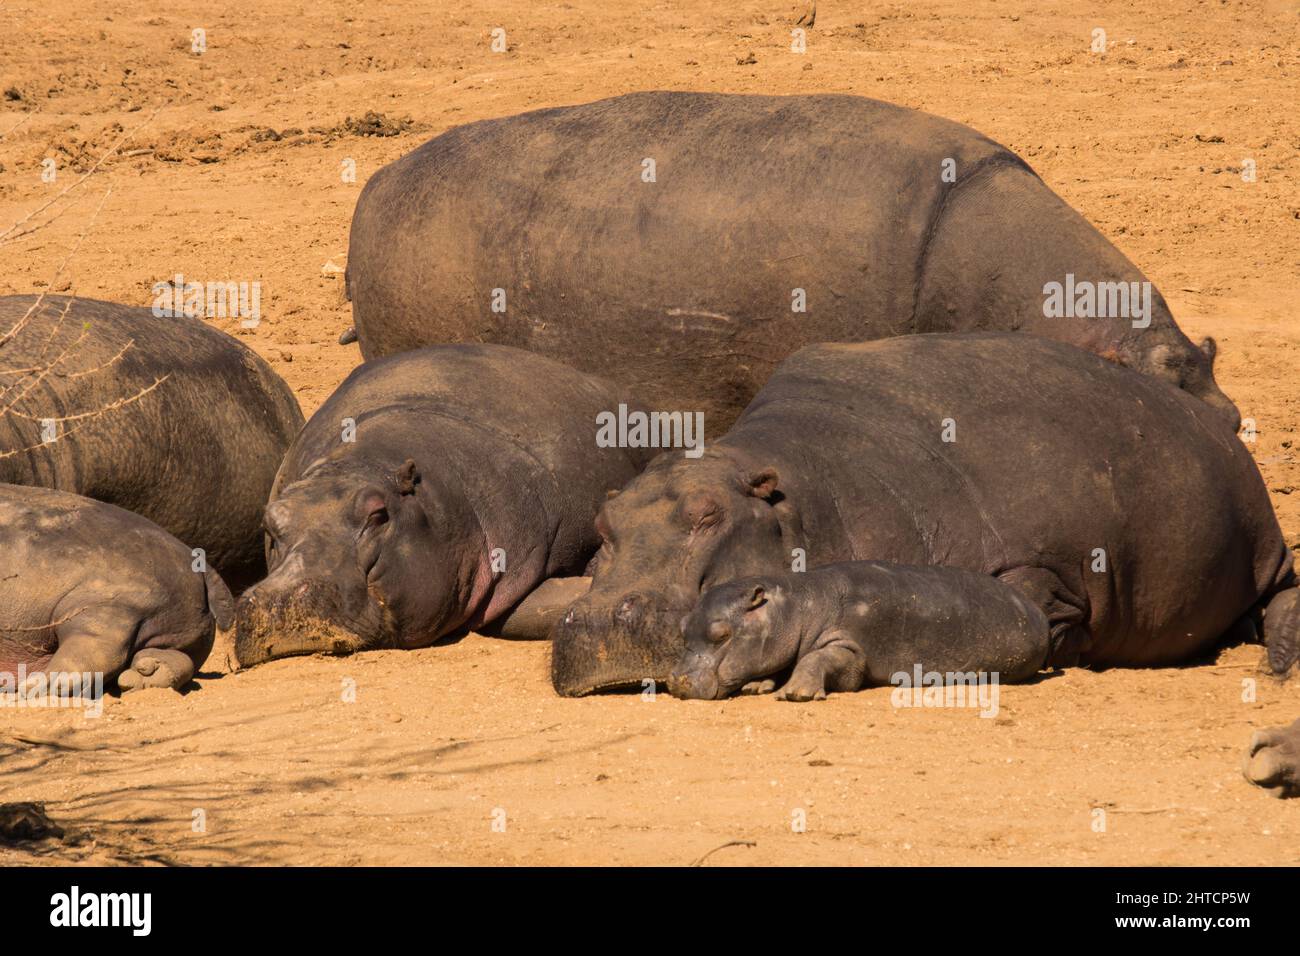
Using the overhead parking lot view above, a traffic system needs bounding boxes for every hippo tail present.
[204,567,236,632]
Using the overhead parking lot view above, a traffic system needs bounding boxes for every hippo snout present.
[234,579,366,667]
[550,595,689,696]
[666,653,722,701]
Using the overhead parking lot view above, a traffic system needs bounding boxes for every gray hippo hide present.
[0,484,232,694]
[668,562,1050,702]
[0,295,304,591]
[234,344,652,666]
[346,91,1238,435]
[550,332,1295,696]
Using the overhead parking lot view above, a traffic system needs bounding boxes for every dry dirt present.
[1,0,1299,866]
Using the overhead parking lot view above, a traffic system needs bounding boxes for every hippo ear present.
[747,585,767,610]
[1198,336,1218,366]
[396,459,421,496]
[746,468,780,501]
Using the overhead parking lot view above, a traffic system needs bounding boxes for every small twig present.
[1107,805,1209,815]
[690,840,757,866]
[0,108,39,143]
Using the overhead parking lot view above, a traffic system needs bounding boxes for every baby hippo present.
[668,562,1050,701]
[0,484,232,695]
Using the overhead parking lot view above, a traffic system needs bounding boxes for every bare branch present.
[0,105,159,246]
[0,187,111,348]
[0,107,39,143]
[0,375,169,461]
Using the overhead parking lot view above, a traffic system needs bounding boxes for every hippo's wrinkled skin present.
[347,91,1237,435]
[668,562,1050,702]
[0,296,304,591]
[235,345,651,666]
[551,333,1295,696]
[0,484,232,694]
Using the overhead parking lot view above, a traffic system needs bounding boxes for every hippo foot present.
[1243,718,1300,797]
[117,649,195,693]
[741,679,776,695]
[775,678,827,702]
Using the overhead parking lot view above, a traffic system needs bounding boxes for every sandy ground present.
[1,0,1299,866]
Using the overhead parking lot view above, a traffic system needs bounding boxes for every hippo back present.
[347,91,1235,434]
[0,295,304,589]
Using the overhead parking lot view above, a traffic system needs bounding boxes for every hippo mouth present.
[234,588,385,667]
[665,662,723,701]
[549,601,689,696]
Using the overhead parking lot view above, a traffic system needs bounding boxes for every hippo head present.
[1123,335,1240,431]
[667,577,793,701]
[235,458,484,666]
[550,450,798,696]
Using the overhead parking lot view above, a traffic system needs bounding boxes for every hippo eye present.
[364,506,389,530]
[679,492,723,532]
[706,620,731,643]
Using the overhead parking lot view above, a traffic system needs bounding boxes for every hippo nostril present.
[615,593,645,625]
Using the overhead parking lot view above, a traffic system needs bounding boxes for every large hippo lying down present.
[550,332,1296,697]
[346,91,1238,434]
[234,345,651,665]
[0,484,232,694]
[0,295,304,591]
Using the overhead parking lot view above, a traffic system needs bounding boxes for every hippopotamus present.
[234,344,651,666]
[0,484,232,694]
[1246,718,1300,798]
[0,295,304,591]
[668,562,1050,701]
[550,332,1296,696]
[346,91,1238,435]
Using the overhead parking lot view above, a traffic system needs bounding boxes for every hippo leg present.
[117,649,196,692]
[487,577,592,640]
[1243,718,1300,798]
[775,629,866,702]
[741,679,777,695]
[1261,587,1300,676]
[22,606,136,697]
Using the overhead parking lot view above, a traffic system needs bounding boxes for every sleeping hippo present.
[346,91,1238,435]
[0,484,232,695]
[667,562,1050,702]
[234,345,651,665]
[550,332,1296,696]
[0,295,304,591]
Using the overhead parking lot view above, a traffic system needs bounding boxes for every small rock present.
[0,803,63,843]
